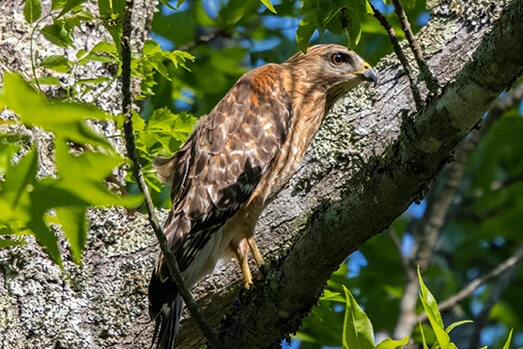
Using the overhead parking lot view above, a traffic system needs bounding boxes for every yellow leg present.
[247,235,264,268]
[231,242,253,286]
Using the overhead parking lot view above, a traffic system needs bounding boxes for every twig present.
[393,82,523,338]
[119,1,223,348]
[371,5,423,111]
[390,226,419,341]
[418,243,523,323]
[391,0,439,93]
[393,124,474,339]
[178,29,229,52]
[388,228,415,281]
[447,82,523,217]
[469,243,523,348]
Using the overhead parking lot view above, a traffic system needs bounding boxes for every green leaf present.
[76,77,112,84]
[419,322,430,349]
[260,0,277,13]
[24,0,41,24]
[2,147,38,220]
[131,110,146,132]
[325,11,344,35]
[55,206,86,263]
[342,285,375,349]
[346,0,369,14]
[374,337,409,349]
[301,0,317,11]
[158,0,178,11]
[194,1,217,27]
[343,10,362,50]
[445,320,472,334]
[91,41,118,53]
[418,267,454,349]
[54,138,141,207]
[142,40,194,63]
[29,76,62,86]
[418,267,444,329]
[296,296,345,346]
[322,289,346,303]
[365,0,374,14]
[0,139,21,176]
[98,0,126,54]
[77,49,118,65]
[501,329,513,349]
[0,221,31,236]
[404,0,416,9]
[40,55,72,73]
[57,0,88,18]
[1,147,63,265]
[41,23,73,47]
[28,186,72,266]
[0,238,24,248]
[0,73,111,148]
[52,0,67,10]
[297,13,316,52]
[60,10,94,30]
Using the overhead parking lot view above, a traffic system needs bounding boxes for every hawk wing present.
[154,64,292,276]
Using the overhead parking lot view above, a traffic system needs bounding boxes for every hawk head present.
[283,44,378,109]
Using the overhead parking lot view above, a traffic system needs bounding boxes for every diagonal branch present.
[118,1,222,348]
[417,243,523,323]
[468,243,523,348]
[391,0,439,93]
[388,228,414,281]
[178,29,229,52]
[214,1,523,347]
[371,5,423,111]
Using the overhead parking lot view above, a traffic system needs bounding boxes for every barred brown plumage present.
[148,44,378,349]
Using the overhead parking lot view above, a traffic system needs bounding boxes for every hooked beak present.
[362,68,378,87]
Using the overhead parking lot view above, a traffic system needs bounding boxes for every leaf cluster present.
[0,73,141,265]
[117,108,196,205]
[297,0,373,52]
[298,269,514,349]
[2,0,198,265]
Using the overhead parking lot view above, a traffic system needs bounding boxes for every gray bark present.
[0,0,522,348]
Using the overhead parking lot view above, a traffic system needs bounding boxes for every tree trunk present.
[0,0,521,348]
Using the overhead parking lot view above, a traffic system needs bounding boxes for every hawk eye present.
[331,52,347,65]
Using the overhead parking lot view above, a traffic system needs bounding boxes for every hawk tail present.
[149,267,184,349]
[150,294,183,349]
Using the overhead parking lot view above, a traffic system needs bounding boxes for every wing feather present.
[153,63,292,279]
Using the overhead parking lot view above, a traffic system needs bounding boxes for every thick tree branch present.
[1,1,522,348]
[216,1,523,347]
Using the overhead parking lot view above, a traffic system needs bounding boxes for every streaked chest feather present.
[250,89,327,205]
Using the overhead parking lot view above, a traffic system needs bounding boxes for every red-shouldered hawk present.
[148,44,377,348]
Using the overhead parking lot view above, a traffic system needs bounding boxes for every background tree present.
[0,0,522,348]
